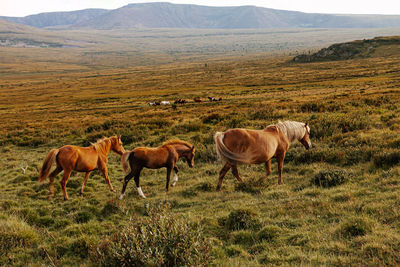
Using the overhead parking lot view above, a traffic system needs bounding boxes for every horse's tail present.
[121,151,132,173]
[38,149,59,182]
[214,132,250,165]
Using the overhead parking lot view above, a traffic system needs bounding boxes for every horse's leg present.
[48,165,62,199]
[99,165,115,193]
[277,154,285,185]
[119,171,134,199]
[259,160,271,183]
[165,166,173,192]
[133,167,145,199]
[216,162,231,191]
[80,171,91,196]
[231,164,243,183]
[171,166,179,187]
[60,168,72,200]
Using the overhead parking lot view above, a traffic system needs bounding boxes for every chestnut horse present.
[38,135,125,200]
[119,140,195,199]
[214,120,311,191]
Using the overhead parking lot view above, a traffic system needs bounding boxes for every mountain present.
[2,2,400,29]
[0,9,108,28]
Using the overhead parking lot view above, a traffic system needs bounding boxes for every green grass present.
[1,34,400,265]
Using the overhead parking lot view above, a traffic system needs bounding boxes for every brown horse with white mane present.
[119,140,195,199]
[38,136,125,200]
[214,120,311,191]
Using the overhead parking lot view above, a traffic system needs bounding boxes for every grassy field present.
[1,32,400,266]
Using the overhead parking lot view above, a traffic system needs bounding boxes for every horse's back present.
[132,146,170,168]
[222,128,280,163]
[57,145,98,171]
[223,129,253,154]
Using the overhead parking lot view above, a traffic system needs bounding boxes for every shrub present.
[220,209,260,231]
[337,217,372,238]
[312,169,349,188]
[257,225,282,242]
[0,215,39,255]
[225,245,249,258]
[95,207,212,266]
[372,150,400,168]
[231,230,255,246]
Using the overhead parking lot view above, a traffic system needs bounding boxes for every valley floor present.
[1,46,400,265]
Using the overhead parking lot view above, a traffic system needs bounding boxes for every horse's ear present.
[191,145,195,151]
[305,122,308,127]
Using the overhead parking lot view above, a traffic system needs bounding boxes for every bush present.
[225,245,249,258]
[220,209,260,231]
[231,230,255,246]
[312,169,349,188]
[372,150,400,168]
[337,217,372,238]
[257,225,282,242]
[0,215,39,255]
[95,207,212,266]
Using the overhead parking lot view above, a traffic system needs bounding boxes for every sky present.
[2,0,400,17]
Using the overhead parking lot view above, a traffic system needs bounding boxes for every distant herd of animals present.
[148,97,222,106]
[38,120,311,200]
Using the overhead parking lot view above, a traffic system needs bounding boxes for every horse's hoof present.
[119,194,124,200]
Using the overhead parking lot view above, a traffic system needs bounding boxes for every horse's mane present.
[91,136,114,154]
[270,120,308,142]
[162,139,193,148]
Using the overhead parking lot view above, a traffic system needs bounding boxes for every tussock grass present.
[1,36,400,265]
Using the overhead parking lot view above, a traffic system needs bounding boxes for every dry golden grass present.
[1,34,400,265]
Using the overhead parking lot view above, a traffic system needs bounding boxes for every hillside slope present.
[0,9,108,28]
[293,36,400,62]
[2,2,400,29]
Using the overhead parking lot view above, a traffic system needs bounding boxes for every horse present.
[174,99,187,104]
[119,139,195,199]
[214,120,311,191]
[38,135,125,200]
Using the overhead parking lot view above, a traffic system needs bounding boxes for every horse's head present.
[184,145,196,168]
[111,135,125,155]
[299,122,312,150]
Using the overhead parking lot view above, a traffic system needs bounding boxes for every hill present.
[0,9,108,28]
[293,36,400,62]
[0,19,67,48]
[2,2,400,29]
